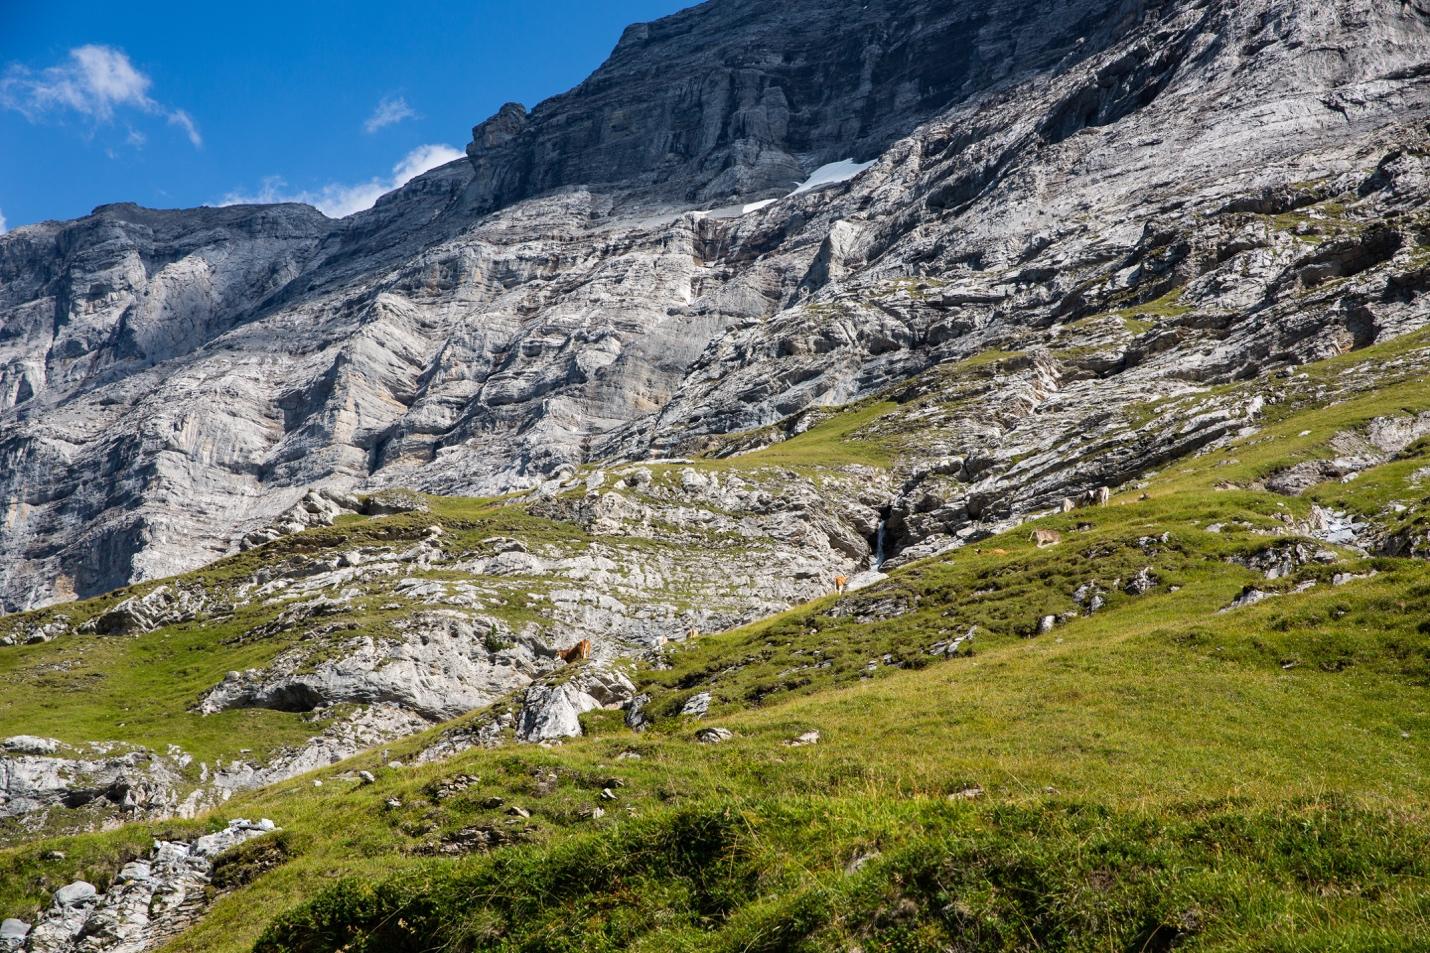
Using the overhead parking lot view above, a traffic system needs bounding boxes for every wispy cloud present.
[168,108,202,147]
[0,209,7,235]
[0,45,201,148]
[364,95,418,134]
[220,143,464,218]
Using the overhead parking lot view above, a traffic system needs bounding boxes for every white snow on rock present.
[790,158,875,195]
[701,157,875,221]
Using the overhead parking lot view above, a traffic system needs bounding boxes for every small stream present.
[870,518,889,571]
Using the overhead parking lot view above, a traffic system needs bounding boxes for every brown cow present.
[834,575,849,594]
[559,639,592,664]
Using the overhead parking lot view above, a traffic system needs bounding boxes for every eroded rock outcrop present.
[14,819,277,953]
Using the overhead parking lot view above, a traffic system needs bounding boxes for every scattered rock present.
[1124,568,1158,596]
[930,627,976,658]
[680,692,712,718]
[845,851,879,874]
[696,727,734,744]
[18,820,276,953]
[53,882,97,907]
[0,919,29,950]
[1220,587,1273,612]
[2,736,60,755]
[419,826,523,856]
[80,585,211,636]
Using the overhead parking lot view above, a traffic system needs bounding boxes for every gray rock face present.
[607,0,1430,558]
[17,819,275,953]
[0,746,193,829]
[197,611,546,721]
[515,666,636,742]
[2,737,59,755]
[1,0,1427,613]
[460,0,1139,210]
[80,586,213,636]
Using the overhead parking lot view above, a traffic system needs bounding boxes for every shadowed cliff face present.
[1,0,1428,613]
[461,0,1156,211]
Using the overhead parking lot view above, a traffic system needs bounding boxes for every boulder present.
[0,919,30,949]
[53,881,97,907]
[680,692,712,718]
[2,736,60,755]
[514,666,637,742]
[515,684,601,742]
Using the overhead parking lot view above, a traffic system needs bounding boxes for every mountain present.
[1,0,1429,951]
[1,0,1426,612]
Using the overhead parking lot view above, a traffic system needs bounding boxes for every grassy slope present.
[0,340,1428,950]
[0,497,593,767]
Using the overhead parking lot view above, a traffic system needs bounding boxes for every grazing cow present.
[1031,529,1063,548]
[559,639,592,664]
[1059,498,1077,514]
[834,575,849,594]
[1081,486,1112,508]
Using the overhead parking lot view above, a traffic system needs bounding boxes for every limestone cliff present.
[0,0,1427,617]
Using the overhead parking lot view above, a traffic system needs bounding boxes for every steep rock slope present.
[615,0,1430,553]
[0,0,1200,612]
[459,0,1143,209]
[0,0,1426,623]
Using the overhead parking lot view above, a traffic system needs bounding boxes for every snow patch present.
[791,158,875,195]
[693,157,875,222]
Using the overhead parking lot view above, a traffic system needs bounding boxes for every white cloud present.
[0,209,7,235]
[364,95,417,134]
[220,143,464,218]
[0,45,201,148]
[168,109,202,147]
[391,144,464,184]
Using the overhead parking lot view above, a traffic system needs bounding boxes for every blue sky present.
[0,1,693,232]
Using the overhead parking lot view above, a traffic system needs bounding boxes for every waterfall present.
[871,518,888,571]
